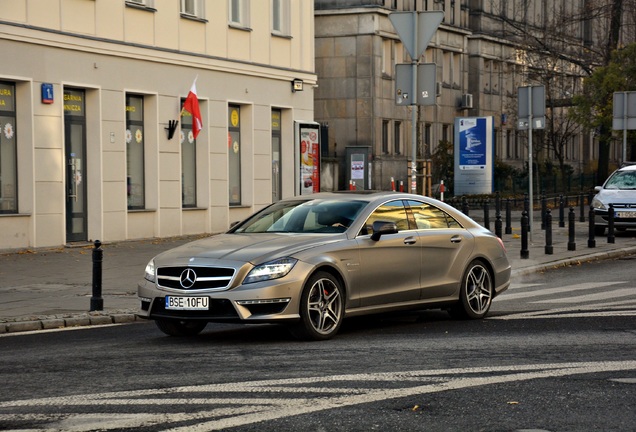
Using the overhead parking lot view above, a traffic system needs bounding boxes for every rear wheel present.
[155,319,207,336]
[289,272,344,341]
[449,260,493,319]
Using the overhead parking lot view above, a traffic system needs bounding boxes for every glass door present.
[64,89,88,243]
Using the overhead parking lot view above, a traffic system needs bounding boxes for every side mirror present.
[370,221,398,241]
[594,186,602,192]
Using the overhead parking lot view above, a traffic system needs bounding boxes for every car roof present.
[618,163,636,172]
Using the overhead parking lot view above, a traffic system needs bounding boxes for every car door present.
[406,200,474,300]
[354,200,422,307]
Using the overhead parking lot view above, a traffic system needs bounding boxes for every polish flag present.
[182,78,202,139]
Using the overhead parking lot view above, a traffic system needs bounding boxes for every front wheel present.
[155,319,207,336]
[289,272,344,341]
[449,260,493,320]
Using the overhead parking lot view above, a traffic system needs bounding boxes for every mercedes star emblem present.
[179,268,197,289]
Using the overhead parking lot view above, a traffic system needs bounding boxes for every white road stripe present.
[534,287,636,303]
[1,361,635,431]
[496,281,626,301]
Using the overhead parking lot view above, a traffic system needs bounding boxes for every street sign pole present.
[390,11,444,195]
[528,89,534,240]
[410,12,418,194]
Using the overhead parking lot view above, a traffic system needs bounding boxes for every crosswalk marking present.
[534,287,636,303]
[496,281,627,301]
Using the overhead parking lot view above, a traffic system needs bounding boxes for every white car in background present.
[591,164,636,235]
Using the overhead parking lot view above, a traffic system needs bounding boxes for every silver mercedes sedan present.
[138,191,511,340]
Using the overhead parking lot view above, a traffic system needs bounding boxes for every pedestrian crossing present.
[491,280,636,320]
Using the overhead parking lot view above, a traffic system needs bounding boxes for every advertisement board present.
[454,116,494,195]
[295,121,321,195]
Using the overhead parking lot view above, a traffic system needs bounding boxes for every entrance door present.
[64,89,88,243]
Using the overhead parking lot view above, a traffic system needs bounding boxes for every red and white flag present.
[182,78,202,139]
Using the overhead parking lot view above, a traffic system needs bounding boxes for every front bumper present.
[592,208,636,229]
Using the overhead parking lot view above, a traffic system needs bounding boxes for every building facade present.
[0,0,317,250]
[314,0,634,193]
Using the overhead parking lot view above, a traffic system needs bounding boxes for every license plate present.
[616,211,636,218]
[165,296,209,311]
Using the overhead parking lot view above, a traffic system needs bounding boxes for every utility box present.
[345,146,371,190]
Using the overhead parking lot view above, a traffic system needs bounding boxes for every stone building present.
[0,0,316,249]
[314,0,634,193]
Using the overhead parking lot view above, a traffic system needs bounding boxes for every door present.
[354,200,421,307]
[64,89,88,243]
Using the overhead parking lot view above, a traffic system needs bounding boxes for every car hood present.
[152,233,341,266]
[595,189,636,204]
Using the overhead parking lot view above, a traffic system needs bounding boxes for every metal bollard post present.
[607,204,615,244]
[90,240,104,312]
[495,191,501,215]
[588,206,596,248]
[559,195,565,228]
[505,198,512,235]
[541,195,547,230]
[545,208,553,255]
[579,193,585,222]
[484,200,490,230]
[520,210,529,259]
[524,193,529,213]
[495,213,502,238]
[567,207,576,251]
[462,196,469,216]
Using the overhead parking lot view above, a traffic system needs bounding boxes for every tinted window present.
[407,200,462,229]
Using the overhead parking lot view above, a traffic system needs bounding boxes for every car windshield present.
[604,170,636,190]
[232,199,368,234]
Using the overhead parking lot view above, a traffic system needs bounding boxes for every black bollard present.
[559,195,565,228]
[541,195,547,230]
[579,193,585,222]
[567,207,576,251]
[505,198,512,235]
[495,191,501,215]
[90,240,104,312]
[520,210,529,259]
[545,208,553,255]
[462,196,469,216]
[484,200,490,230]
[607,204,615,244]
[524,193,529,213]
[495,212,502,238]
[588,206,596,248]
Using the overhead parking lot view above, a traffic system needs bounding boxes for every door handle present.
[404,236,417,245]
[450,235,462,243]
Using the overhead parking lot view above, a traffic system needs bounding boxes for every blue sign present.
[41,83,54,104]
[454,116,494,195]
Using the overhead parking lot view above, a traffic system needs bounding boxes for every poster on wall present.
[295,121,321,195]
[454,116,494,195]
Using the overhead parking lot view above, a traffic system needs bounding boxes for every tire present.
[594,226,606,236]
[155,319,207,336]
[289,271,344,341]
[449,260,493,320]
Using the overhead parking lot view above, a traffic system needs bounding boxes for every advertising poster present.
[298,124,320,195]
[454,116,494,195]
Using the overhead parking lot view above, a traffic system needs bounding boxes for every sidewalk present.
[2,218,636,334]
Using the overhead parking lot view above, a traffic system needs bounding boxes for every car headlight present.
[144,259,156,282]
[591,197,606,210]
[243,257,298,284]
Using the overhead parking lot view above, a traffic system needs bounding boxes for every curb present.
[0,310,140,335]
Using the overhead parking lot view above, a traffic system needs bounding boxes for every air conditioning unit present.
[460,93,473,109]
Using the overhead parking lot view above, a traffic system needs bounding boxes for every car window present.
[605,170,636,190]
[361,200,409,235]
[407,200,462,229]
[234,199,367,234]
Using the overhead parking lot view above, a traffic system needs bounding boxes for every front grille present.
[157,266,235,291]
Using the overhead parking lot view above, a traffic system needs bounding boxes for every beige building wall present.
[0,0,317,250]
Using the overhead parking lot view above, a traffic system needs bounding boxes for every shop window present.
[0,81,17,214]
[125,94,145,209]
[228,105,242,206]
[181,100,197,208]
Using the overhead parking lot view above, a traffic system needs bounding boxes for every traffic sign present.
[613,91,636,130]
[389,11,444,60]
[395,63,437,106]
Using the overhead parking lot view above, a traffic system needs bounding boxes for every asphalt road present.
[1,255,635,431]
